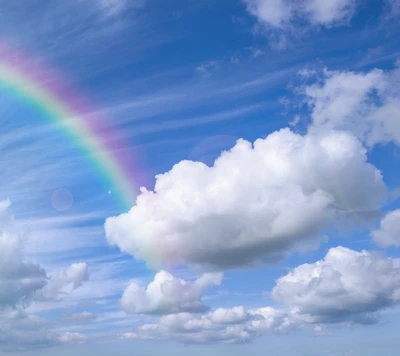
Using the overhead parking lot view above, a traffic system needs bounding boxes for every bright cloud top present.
[121,270,223,314]
[106,129,386,270]
[122,246,400,344]
[272,246,400,324]
[1,0,400,353]
[372,209,400,247]
[303,66,400,147]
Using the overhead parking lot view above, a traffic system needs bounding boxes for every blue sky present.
[1,0,400,355]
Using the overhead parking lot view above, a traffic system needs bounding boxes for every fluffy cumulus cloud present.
[244,0,356,45]
[122,245,400,344]
[371,209,400,247]
[303,66,400,147]
[120,270,223,314]
[0,200,47,308]
[272,246,400,324]
[122,306,292,344]
[106,128,386,270]
[36,262,89,300]
[0,200,90,351]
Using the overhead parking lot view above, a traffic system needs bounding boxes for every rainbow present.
[0,43,141,212]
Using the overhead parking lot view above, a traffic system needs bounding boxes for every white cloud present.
[244,0,356,45]
[37,262,90,301]
[0,200,47,308]
[245,0,293,29]
[371,209,400,247]
[303,0,356,26]
[122,246,400,344]
[106,129,386,270]
[65,262,90,289]
[303,66,400,147]
[0,200,90,351]
[272,246,400,324]
[211,306,249,324]
[123,306,292,344]
[120,270,223,314]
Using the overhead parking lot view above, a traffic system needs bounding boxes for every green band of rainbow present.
[0,44,140,212]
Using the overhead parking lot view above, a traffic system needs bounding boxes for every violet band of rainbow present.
[0,43,141,212]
